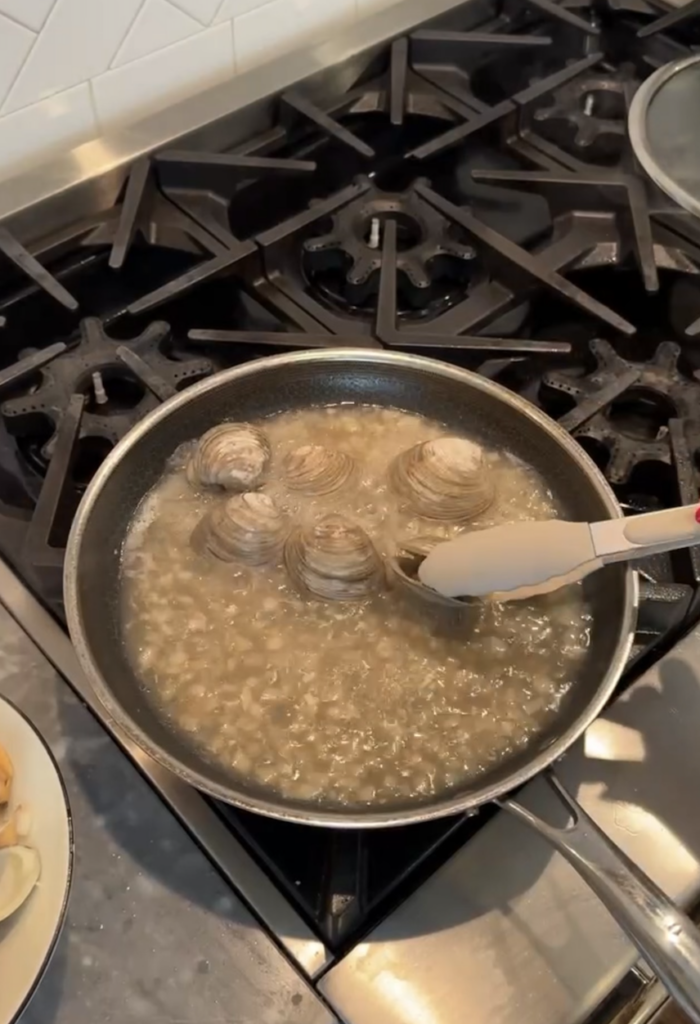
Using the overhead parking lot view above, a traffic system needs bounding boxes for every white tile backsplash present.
[0,0,57,32]
[2,0,144,114]
[0,0,468,183]
[0,16,35,109]
[113,0,200,68]
[92,22,234,131]
[0,83,96,181]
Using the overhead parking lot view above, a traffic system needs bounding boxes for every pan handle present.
[501,770,700,1023]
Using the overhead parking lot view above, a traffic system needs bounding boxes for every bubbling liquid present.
[120,405,592,808]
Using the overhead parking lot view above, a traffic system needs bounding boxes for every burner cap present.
[629,53,700,218]
[302,181,476,316]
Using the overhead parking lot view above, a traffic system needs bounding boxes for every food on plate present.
[0,743,13,804]
[0,743,40,920]
[0,846,41,922]
[0,805,30,849]
[283,444,356,496]
[192,492,289,567]
[186,423,271,492]
[120,404,591,807]
[389,436,495,521]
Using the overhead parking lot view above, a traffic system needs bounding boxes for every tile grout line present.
[111,0,205,71]
[230,2,280,73]
[0,0,66,115]
[0,21,40,116]
[35,0,59,31]
[86,77,103,137]
[213,0,229,22]
[168,0,212,26]
[229,17,237,73]
[108,0,149,69]
[104,17,234,78]
[0,6,38,31]
[162,0,206,25]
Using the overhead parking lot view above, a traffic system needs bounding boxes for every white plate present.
[0,696,73,1024]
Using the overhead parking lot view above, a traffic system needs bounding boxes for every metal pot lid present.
[629,53,700,218]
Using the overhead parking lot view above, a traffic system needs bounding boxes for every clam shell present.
[186,423,271,492]
[389,437,494,521]
[0,845,41,922]
[284,514,384,602]
[192,492,288,566]
[284,445,355,496]
[387,538,474,611]
[387,539,479,638]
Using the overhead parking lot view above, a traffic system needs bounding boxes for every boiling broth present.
[120,405,592,807]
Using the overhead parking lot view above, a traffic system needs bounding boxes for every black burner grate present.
[0,317,212,465]
[215,804,491,952]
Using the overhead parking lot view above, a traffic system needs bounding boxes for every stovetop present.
[1,0,700,958]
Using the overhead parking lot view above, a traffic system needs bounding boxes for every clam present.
[284,445,356,496]
[389,437,494,521]
[0,845,41,922]
[0,805,31,849]
[387,537,477,613]
[186,423,271,492]
[192,492,288,566]
[284,514,384,602]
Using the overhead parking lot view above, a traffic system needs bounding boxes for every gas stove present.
[1,0,700,1018]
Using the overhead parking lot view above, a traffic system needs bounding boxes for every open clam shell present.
[186,423,271,492]
[387,537,479,613]
[283,444,356,496]
[389,437,494,522]
[0,845,41,922]
[284,514,384,602]
[192,492,288,566]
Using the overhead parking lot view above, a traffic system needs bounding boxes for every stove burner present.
[302,180,476,313]
[542,338,700,484]
[533,73,631,165]
[0,318,212,468]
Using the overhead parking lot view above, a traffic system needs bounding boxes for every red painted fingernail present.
[695,506,700,524]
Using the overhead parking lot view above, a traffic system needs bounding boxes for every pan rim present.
[64,348,638,827]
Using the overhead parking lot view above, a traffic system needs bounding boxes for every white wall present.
[0,0,438,183]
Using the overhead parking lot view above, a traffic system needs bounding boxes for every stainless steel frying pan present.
[63,350,700,1018]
